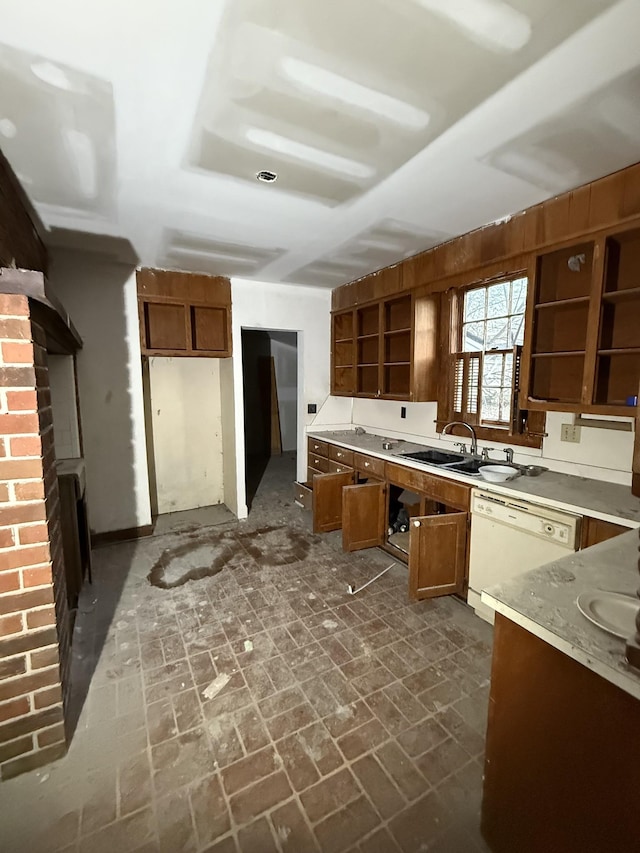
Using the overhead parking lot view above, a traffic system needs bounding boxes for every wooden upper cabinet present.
[137,268,232,357]
[331,290,439,401]
[523,226,640,416]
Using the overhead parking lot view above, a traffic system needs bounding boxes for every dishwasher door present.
[468,490,580,624]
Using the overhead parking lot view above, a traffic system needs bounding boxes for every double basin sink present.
[397,448,487,475]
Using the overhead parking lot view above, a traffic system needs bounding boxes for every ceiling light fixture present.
[256,169,278,183]
[246,128,374,180]
[281,57,430,131]
[415,0,532,53]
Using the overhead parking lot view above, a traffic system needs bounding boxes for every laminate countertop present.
[481,529,640,699]
[307,429,640,528]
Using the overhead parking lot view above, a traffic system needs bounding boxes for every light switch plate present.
[561,423,581,443]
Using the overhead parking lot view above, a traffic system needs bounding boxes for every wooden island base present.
[482,614,640,853]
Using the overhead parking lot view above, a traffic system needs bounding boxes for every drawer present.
[386,462,471,511]
[328,459,353,475]
[328,445,354,466]
[307,452,330,473]
[308,437,329,457]
[354,453,385,479]
[293,481,312,510]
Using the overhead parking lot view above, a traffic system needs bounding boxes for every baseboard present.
[90,524,154,548]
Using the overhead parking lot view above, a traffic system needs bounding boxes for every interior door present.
[408,511,467,599]
[312,471,354,533]
[342,481,386,552]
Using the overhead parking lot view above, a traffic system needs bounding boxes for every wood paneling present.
[333,160,640,311]
[482,614,640,853]
[0,148,47,273]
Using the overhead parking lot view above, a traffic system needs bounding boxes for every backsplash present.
[311,397,634,487]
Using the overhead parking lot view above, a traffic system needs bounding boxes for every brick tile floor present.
[1,453,493,852]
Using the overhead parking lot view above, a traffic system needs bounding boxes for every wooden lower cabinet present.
[580,515,629,549]
[298,440,471,599]
[342,481,386,551]
[311,471,354,533]
[482,614,640,853]
[408,511,467,599]
[341,474,469,600]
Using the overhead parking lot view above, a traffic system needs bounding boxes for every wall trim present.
[90,524,154,548]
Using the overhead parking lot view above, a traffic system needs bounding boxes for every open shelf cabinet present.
[524,229,640,415]
[331,292,438,402]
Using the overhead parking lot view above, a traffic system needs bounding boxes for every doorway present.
[142,355,233,529]
[241,329,298,510]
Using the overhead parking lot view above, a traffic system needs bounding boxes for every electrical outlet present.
[307,403,317,414]
[561,423,581,443]
[400,406,407,419]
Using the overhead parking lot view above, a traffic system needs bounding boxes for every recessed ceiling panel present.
[286,219,452,286]
[483,67,640,194]
[187,0,616,206]
[160,229,284,278]
[0,43,116,220]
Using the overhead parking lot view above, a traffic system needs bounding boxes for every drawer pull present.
[364,462,370,467]
[314,458,319,465]
[337,451,343,458]
[314,444,319,450]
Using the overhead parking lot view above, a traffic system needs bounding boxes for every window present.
[461,276,527,425]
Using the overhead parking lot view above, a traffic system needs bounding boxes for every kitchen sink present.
[399,449,463,466]
[446,459,487,474]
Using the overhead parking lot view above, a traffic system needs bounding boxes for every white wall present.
[148,357,224,513]
[48,355,81,459]
[231,278,332,518]
[48,249,152,534]
[269,332,297,452]
[346,398,634,486]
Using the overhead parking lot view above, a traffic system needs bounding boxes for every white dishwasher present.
[468,489,581,624]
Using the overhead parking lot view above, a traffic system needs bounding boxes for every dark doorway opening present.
[242,329,298,510]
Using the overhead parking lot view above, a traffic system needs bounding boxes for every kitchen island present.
[480,529,640,853]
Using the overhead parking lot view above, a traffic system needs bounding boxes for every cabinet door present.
[312,471,354,534]
[580,516,628,549]
[408,512,467,599]
[342,482,386,552]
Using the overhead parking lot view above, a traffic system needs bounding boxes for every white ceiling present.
[1,0,640,287]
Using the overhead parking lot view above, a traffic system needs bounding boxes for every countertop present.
[307,429,640,527]
[481,529,640,699]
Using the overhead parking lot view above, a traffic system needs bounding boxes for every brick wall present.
[0,293,70,780]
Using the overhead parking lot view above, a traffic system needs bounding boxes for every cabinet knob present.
[337,452,343,458]
[413,520,421,528]
[314,458,319,465]
[364,462,370,467]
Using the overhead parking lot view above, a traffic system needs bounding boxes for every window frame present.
[436,272,546,450]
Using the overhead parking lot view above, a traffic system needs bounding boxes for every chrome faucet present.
[441,421,478,457]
